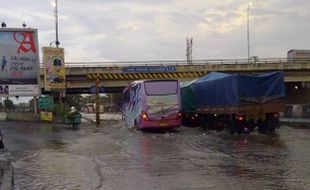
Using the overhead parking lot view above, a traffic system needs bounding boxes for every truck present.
[287,49,310,63]
[181,71,285,134]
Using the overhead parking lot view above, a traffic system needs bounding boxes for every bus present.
[121,79,182,129]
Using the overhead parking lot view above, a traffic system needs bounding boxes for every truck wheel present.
[247,119,256,131]
[199,117,208,130]
[230,122,239,134]
[257,119,267,133]
[216,121,225,132]
[237,124,244,134]
[203,122,210,130]
[227,120,235,134]
[267,118,277,132]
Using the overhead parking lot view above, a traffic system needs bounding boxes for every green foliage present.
[28,99,35,108]
[64,94,84,111]
[4,99,14,110]
[53,102,70,117]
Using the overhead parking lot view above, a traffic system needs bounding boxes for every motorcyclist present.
[68,106,79,129]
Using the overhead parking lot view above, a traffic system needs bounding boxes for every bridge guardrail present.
[38,58,310,68]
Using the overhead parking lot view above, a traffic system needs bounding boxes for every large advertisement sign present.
[0,28,40,96]
[42,47,65,90]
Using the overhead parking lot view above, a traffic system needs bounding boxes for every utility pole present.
[247,1,252,63]
[54,0,60,47]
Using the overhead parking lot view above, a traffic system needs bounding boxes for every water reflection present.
[46,139,67,151]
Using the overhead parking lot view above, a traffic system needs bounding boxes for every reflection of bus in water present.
[121,80,182,129]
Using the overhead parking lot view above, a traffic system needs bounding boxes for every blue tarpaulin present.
[181,71,285,110]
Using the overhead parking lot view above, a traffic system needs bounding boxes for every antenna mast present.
[186,36,193,65]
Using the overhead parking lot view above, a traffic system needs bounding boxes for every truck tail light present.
[273,113,279,118]
[236,115,245,121]
[177,112,182,119]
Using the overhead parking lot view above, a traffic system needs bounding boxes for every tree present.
[4,98,14,110]
[64,94,84,111]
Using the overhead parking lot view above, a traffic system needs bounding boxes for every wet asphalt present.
[0,120,309,190]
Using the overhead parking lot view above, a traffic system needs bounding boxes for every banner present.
[122,66,176,73]
[42,47,66,90]
[0,28,40,96]
[40,111,53,122]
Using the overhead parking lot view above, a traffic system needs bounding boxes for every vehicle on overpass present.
[181,71,285,134]
[287,49,310,63]
[121,79,182,129]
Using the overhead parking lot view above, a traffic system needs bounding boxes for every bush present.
[54,103,70,117]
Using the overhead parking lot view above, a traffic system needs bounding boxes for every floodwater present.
[1,120,309,190]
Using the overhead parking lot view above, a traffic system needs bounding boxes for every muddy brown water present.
[0,121,309,190]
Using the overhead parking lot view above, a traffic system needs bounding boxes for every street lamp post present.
[53,0,60,48]
[247,1,252,63]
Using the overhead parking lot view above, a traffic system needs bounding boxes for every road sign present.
[89,85,105,94]
[99,86,105,93]
[39,96,54,110]
[90,85,96,94]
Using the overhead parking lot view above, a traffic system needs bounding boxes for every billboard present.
[0,28,40,96]
[42,47,66,90]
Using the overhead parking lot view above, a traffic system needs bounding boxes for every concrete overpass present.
[40,58,310,103]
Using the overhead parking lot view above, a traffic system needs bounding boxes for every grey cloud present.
[1,0,310,61]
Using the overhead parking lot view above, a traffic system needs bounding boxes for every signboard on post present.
[39,96,54,122]
[0,28,40,96]
[42,47,66,90]
[38,96,54,110]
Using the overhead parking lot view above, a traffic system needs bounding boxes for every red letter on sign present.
[13,32,37,54]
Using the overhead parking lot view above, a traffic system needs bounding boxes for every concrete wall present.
[0,112,7,121]
[284,104,310,118]
[6,112,40,122]
[285,83,310,104]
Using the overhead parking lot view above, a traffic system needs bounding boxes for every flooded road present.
[1,121,309,190]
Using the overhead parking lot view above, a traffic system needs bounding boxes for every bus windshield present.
[144,80,178,95]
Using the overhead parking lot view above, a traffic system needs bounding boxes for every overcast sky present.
[1,0,310,62]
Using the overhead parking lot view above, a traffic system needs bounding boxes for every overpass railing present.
[40,57,310,68]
